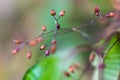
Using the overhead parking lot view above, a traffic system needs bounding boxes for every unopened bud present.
[59,10,65,16]
[40,45,46,50]
[69,66,75,73]
[45,50,50,57]
[94,6,100,16]
[109,12,115,17]
[36,37,43,43]
[106,13,110,18]
[50,45,57,54]
[106,12,115,18]
[13,39,22,44]
[56,23,60,30]
[89,53,95,62]
[51,40,57,44]
[50,9,56,16]
[11,47,20,55]
[27,51,32,59]
[94,6,100,14]
[29,39,38,47]
[41,25,47,31]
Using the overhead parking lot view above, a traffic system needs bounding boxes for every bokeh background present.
[0,0,113,80]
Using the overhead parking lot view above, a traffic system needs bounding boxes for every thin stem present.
[57,16,61,20]
[98,57,104,80]
[71,28,91,41]
[74,20,95,29]
[53,16,57,21]
[35,18,96,38]
[40,21,93,38]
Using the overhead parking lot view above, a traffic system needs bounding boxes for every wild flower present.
[11,6,120,80]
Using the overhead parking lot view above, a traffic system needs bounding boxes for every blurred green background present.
[0,0,113,80]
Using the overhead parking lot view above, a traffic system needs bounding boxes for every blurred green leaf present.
[23,54,77,80]
[103,36,120,80]
[23,56,62,80]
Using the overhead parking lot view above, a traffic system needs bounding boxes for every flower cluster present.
[11,10,65,59]
[94,6,115,18]
[11,6,118,80]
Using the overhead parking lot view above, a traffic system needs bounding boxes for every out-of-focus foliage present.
[103,36,120,80]
[23,0,120,80]
[0,0,118,80]
[23,56,61,80]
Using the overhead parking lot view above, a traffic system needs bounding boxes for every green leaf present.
[23,54,77,80]
[103,36,120,80]
[23,56,62,80]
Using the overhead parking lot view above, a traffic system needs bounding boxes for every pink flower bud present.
[11,47,20,55]
[40,45,46,50]
[45,50,50,57]
[50,45,57,54]
[50,9,56,16]
[51,40,57,44]
[29,39,38,47]
[69,66,75,73]
[41,25,47,31]
[36,36,43,43]
[59,10,65,16]
[109,12,116,17]
[94,6,100,14]
[89,53,95,62]
[13,39,22,44]
[27,51,32,59]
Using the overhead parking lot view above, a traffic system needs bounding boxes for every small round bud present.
[106,13,110,18]
[89,53,95,62]
[64,71,70,77]
[36,37,43,43]
[59,10,65,16]
[51,40,57,44]
[41,25,47,31]
[40,45,46,50]
[56,23,60,30]
[109,12,115,17]
[45,50,50,57]
[106,12,116,18]
[94,6,100,14]
[50,9,56,16]
[11,49,17,55]
[13,39,22,44]
[50,45,57,54]
[11,47,20,55]
[27,51,32,59]
[29,39,38,47]
[69,66,75,73]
